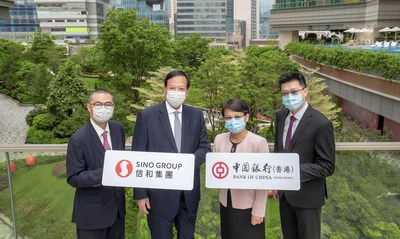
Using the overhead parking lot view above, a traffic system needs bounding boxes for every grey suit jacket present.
[274,105,335,208]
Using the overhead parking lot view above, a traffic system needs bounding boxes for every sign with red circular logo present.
[212,162,229,179]
[115,160,133,178]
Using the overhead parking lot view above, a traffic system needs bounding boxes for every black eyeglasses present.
[90,102,114,109]
[280,88,305,96]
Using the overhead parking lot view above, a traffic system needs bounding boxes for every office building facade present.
[270,0,400,48]
[176,0,234,41]
[0,0,40,33]
[34,0,111,42]
[0,0,13,19]
[112,0,170,28]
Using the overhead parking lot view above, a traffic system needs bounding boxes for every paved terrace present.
[0,94,33,239]
[0,94,34,163]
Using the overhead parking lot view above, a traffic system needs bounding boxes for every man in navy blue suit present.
[67,89,126,239]
[132,70,211,239]
[273,72,335,239]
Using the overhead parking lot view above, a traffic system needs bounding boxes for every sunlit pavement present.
[0,213,16,239]
[0,94,34,163]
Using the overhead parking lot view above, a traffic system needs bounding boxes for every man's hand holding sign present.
[102,151,195,190]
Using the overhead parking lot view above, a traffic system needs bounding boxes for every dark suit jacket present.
[274,105,335,208]
[132,102,211,218]
[66,120,126,230]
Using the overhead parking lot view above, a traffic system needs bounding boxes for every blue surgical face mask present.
[225,118,246,134]
[282,94,303,111]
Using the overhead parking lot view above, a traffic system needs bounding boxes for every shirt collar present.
[165,101,183,114]
[90,119,110,137]
[290,102,309,120]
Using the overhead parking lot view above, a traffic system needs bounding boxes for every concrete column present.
[278,30,299,50]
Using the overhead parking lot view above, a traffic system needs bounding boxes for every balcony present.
[272,0,367,9]
[1,142,400,238]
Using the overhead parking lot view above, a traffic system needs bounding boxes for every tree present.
[171,34,211,74]
[302,69,341,128]
[95,8,172,101]
[0,39,26,94]
[193,48,240,141]
[12,61,54,103]
[69,46,99,74]
[237,46,299,132]
[127,67,173,123]
[47,60,87,117]
[27,30,66,71]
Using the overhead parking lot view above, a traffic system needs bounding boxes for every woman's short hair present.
[221,98,249,117]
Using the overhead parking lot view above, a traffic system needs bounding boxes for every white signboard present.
[206,153,300,190]
[102,150,195,190]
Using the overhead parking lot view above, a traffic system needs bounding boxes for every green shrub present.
[26,126,56,144]
[32,113,61,130]
[26,107,47,126]
[53,107,87,138]
[285,42,400,81]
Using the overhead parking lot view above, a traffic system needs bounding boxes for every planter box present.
[291,55,400,99]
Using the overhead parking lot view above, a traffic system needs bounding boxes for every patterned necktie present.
[285,116,296,152]
[102,131,111,151]
[174,111,181,152]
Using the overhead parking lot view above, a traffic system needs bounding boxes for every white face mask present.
[166,90,186,108]
[93,106,114,123]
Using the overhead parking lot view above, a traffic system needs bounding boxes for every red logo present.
[115,160,133,178]
[212,162,229,179]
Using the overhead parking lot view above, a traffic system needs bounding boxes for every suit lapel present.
[278,109,289,151]
[288,106,313,151]
[109,122,121,150]
[88,123,105,159]
[158,103,179,152]
[181,105,190,153]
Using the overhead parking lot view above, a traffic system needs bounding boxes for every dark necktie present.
[102,131,111,151]
[174,111,181,152]
[285,116,296,152]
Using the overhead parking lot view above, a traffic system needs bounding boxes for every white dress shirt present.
[90,119,113,150]
[165,101,183,137]
[283,102,309,148]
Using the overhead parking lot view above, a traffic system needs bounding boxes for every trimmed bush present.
[26,107,47,126]
[285,42,400,81]
[32,113,61,130]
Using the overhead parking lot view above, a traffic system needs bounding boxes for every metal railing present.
[2,141,400,153]
[1,141,400,239]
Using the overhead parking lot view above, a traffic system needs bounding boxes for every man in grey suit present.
[67,89,126,239]
[273,72,335,239]
[132,70,211,239]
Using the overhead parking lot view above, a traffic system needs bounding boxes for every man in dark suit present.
[273,72,335,239]
[67,89,126,239]
[132,70,211,239]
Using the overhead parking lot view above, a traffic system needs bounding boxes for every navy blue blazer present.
[274,105,335,208]
[66,120,126,230]
[132,102,211,218]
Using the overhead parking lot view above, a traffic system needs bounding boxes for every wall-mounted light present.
[326,25,330,30]
[308,26,312,30]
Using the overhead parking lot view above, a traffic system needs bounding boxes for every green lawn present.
[81,77,98,90]
[0,161,281,239]
[0,162,75,239]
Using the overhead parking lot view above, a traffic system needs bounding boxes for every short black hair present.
[221,98,249,117]
[164,70,190,89]
[278,72,307,89]
[88,89,114,103]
